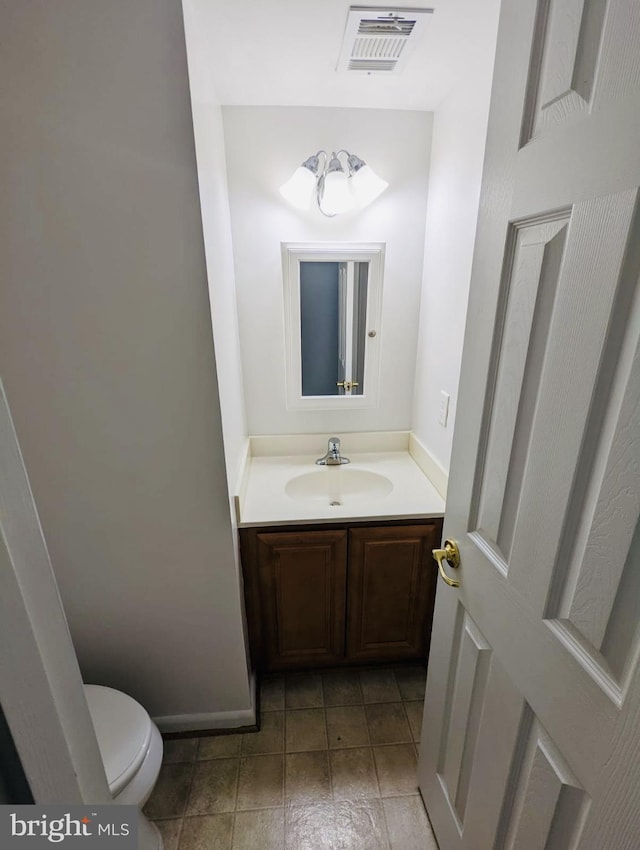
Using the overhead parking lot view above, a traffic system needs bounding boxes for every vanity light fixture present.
[279,150,388,217]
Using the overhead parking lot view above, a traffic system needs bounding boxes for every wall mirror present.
[282,242,384,409]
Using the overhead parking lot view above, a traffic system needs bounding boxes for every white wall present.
[0,0,251,723]
[223,106,432,436]
[181,0,253,690]
[411,10,501,475]
[182,0,249,495]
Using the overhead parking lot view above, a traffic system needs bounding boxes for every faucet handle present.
[315,436,349,465]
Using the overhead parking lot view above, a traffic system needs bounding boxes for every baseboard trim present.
[409,433,448,500]
[153,672,256,734]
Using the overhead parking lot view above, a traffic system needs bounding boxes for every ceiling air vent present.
[337,6,433,74]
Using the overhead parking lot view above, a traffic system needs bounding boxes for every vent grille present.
[348,59,399,72]
[358,18,416,36]
[352,37,407,60]
[337,6,433,74]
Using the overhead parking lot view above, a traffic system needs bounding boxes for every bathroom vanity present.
[240,518,443,672]
[236,434,446,673]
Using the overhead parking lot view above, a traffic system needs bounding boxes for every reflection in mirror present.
[300,261,368,396]
[282,242,384,411]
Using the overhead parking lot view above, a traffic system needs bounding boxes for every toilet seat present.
[84,684,153,798]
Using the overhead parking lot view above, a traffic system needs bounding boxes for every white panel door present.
[418,1,640,848]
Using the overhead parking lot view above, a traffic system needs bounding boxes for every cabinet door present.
[346,524,439,662]
[256,530,347,670]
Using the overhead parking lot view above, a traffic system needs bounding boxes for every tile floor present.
[144,666,439,849]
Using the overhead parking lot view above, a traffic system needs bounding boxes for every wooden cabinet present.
[240,519,442,672]
[254,529,347,669]
[346,525,440,662]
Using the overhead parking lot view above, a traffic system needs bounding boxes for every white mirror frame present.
[282,242,385,410]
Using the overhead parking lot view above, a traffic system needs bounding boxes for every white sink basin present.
[285,468,393,505]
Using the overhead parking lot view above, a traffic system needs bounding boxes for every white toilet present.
[84,684,163,806]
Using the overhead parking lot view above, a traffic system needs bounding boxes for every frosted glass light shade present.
[279,166,317,210]
[322,170,355,215]
[279,151,386,216]
[350,164,389,208]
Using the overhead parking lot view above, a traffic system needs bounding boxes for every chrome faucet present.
[315,437,350,466]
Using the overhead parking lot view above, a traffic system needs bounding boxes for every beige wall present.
[0,0,251,723]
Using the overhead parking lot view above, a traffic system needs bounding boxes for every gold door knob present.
[432,539,461,588]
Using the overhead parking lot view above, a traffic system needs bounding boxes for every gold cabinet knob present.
[432,539,461,588]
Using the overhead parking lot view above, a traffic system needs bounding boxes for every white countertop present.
[238,450,445,527]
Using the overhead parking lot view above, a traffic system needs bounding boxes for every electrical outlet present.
[438,391,450,427]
